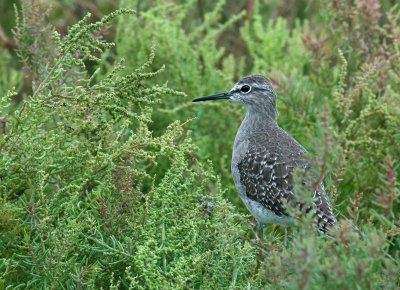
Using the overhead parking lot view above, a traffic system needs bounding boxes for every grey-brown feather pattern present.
[237,128,336,233]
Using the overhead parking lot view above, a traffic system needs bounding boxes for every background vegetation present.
[0,0,399,288]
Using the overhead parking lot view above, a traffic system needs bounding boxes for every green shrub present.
[114,0,247,204]
[0,5,258,288]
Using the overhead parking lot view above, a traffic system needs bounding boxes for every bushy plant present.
[0,3,259,288]
[114,0,248,204]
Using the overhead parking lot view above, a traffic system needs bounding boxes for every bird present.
[192,75,336,237]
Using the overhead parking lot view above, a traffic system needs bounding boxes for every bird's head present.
[192,75,277,117]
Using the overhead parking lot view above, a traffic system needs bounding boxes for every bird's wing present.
[237,131,306,217]
[238,130,336,232]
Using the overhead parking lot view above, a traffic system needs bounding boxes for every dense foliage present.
[0,0,398,288]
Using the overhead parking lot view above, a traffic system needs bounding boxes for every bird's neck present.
[241,106,278,133]
[232,107,278,164]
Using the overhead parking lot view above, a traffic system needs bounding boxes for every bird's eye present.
[240,85,251,93]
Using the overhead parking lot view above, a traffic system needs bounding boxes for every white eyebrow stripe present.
[231,82,262,92]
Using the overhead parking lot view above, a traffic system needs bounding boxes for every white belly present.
[241,195,294,226]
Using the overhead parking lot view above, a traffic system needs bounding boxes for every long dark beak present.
[192,92,231,102]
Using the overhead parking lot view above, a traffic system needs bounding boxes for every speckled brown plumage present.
[237,129,336,233]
